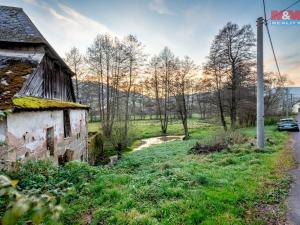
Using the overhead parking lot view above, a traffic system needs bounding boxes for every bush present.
[0,175,63,225]
[204,130,248,146]
[6,160,99,202]
[189,130,248,154]
[265,116,282,126]
[14,160,58,189]
[55,161,98,185]
[189,142,227,154]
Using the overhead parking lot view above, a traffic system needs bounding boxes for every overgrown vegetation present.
[0,175,62,225]
[1,125,294,224]
[189,130,249,154]
[88,119,214,164]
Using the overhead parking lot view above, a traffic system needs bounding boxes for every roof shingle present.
[0,5,46,43]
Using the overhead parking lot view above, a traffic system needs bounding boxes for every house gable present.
[0,5,78,110]
[20,55,75,102]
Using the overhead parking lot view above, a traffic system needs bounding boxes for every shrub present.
[14,160,58,189]
[56,161,98,185]
[189,130,248,154]
[0,175,63,225]
[7,160,99,204]
[189,142,227,154]
[265,116,281,126]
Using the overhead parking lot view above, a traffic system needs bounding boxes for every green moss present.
[12,96,88,110]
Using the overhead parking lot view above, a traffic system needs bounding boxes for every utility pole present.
[291,93,293,115]
[285,88,289,117]
[257,17,264,149]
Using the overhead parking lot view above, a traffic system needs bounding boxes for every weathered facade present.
[0,6,88,168]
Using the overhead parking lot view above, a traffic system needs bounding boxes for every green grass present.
[89,119,211,136]
[89,119,215,143]
[3,121,293,224]
[89,119,216,157]
[57,125,293,224]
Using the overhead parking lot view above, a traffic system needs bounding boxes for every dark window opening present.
[46,127,54,156]
[58,155,64,166]
[63,110,71,138]
[58,149,74,166]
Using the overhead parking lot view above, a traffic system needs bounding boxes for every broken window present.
[46,127,54,156]
[63,110,71,138]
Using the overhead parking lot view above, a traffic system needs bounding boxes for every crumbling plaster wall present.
[6,109,88,164]
[0,117,6,142]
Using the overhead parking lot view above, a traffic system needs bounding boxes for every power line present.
[263,0,268,21]
[266,0,300,21]
[262,0,283,83]
[265,24,283,81]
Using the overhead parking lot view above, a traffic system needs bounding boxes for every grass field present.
[88,119,216,149]
[4,121,294,224]
[58,124,293,224]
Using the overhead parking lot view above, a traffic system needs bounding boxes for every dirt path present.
[287,115,300,224]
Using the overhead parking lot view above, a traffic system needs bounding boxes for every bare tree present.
[203,40,228,130]
[264,72,287,115]
[145,56,162,123]
[214,22,255,129]
[86,34,121,137]
[122,35,145,144]
[158,47,175,134]
[146,47,175,134]
[173,56,197,139]
[64,47,84,100]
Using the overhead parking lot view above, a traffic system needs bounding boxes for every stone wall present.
[1,109,88,167]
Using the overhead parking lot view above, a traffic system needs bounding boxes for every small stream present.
[133,135,184,151]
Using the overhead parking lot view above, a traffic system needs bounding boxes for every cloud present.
[265,50,300,84]
[22,0,38,4]
[50,4,112,36]
[20,1,113,56]
[148,0,174,15]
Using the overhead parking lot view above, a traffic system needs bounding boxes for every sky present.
[0,0,299,85]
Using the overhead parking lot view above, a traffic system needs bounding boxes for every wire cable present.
[262,0,284,83]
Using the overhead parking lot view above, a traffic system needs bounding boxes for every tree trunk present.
[217,90,227,131]
[124,58,133,145]
[181,93,189,139]
[231,64,237,130]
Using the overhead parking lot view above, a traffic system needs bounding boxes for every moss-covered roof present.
[12,96,88,110]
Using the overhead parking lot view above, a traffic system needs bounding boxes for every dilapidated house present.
[0,6,89,168]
